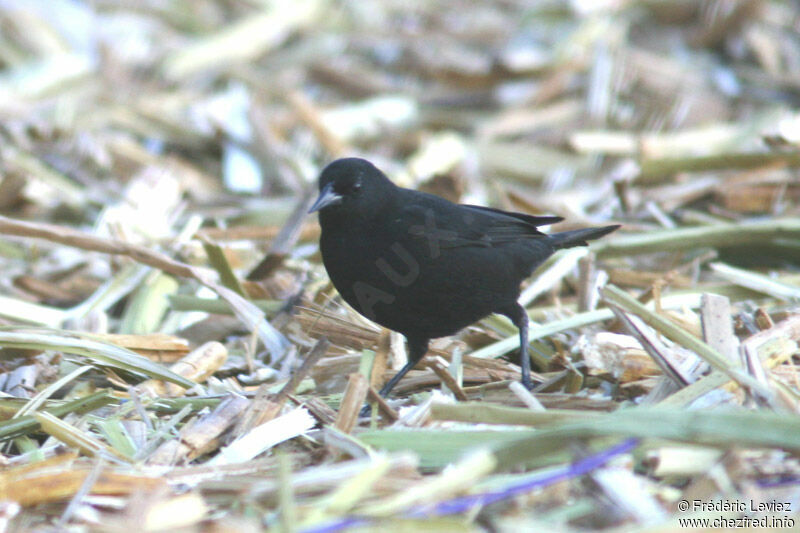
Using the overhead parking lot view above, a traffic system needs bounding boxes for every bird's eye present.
[351,182,362,192]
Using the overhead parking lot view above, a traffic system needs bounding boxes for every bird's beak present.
[308,182,342,213]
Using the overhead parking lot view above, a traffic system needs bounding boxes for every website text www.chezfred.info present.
[676,499,795,529]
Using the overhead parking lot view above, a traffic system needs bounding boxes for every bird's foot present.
[359,403,374,417]
[520,377,535,390]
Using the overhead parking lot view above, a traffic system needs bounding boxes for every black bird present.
[310,157,619,399]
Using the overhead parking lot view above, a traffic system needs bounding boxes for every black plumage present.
[310,157,619,398]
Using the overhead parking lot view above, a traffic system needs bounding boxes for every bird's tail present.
[550,225,620,249]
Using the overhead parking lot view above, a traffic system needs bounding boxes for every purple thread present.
[756,476,800,488]
[301,516,368,533]
[300,438,638,533]
[412,437,638,517]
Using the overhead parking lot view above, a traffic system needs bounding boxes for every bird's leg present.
[377,359,416,397]
[361,337,429,416]
[381,336,430,397]
[502,304,534,390]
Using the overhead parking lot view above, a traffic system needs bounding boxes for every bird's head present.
[309,158,395,219]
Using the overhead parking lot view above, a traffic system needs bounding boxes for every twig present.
[0,215,289,356]
[594,218,800,257]
[0,215,198,278]
[366,386,399,422]
[249,338,331,426]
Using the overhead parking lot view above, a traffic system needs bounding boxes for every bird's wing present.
[396,203,555,249]
[462,205,563,227]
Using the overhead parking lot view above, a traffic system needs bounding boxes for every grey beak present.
[308,182,342,213]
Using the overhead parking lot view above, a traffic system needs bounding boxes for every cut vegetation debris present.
[0,0,799,531]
